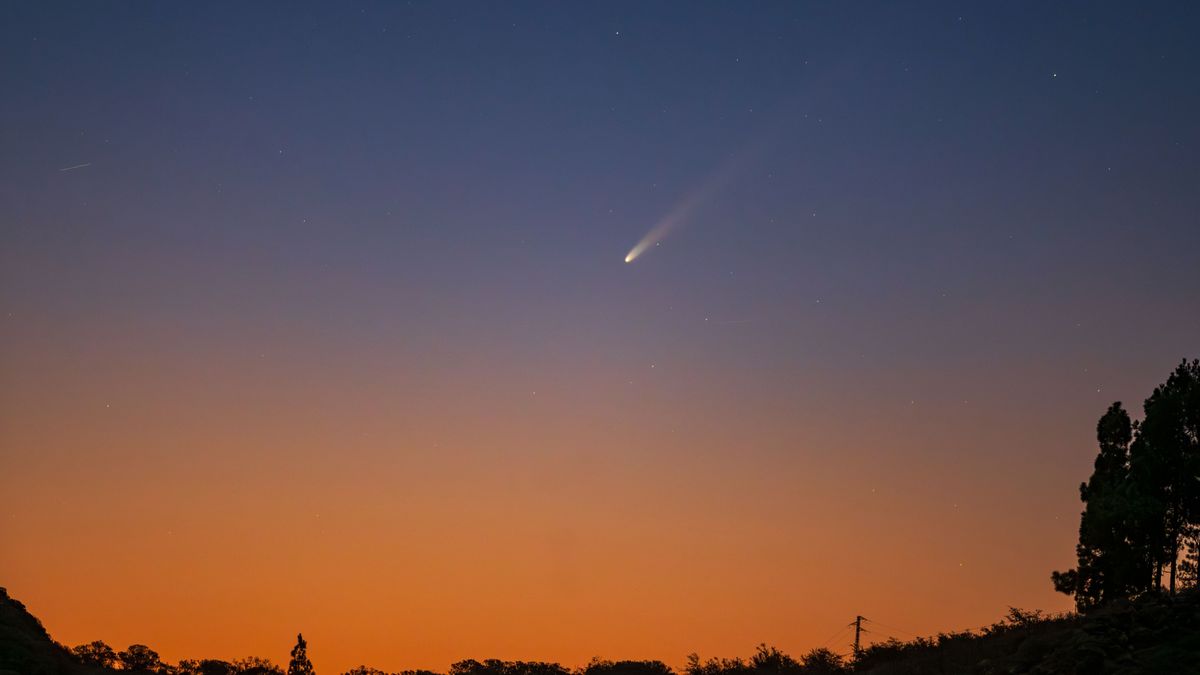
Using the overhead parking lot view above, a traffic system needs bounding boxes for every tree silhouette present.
[683,653,750,675]
[1052,402,1140,609]
[684,646,843,675]
[749,644,801,674]
[176,656,285,675]
[118,644,166,673]
[1181,525,1200,589]
[1130,358,1200,594]
[70,640,117,669]
[288,634,316,675]
[581,659,674,675]
[341,667,387,675]
[798,649,843,675]
[236,656,286,675]
[1053,359,1200,608]
[450,659,569,675]
[178,659,236,675]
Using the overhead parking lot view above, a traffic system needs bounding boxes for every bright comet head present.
[624,239,651,263]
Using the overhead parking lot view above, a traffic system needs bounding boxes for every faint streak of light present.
[58,163,91,172]
[623,142,766,263]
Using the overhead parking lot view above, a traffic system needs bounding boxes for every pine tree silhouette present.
[1053,358,1200,607]
[288,633,316,675]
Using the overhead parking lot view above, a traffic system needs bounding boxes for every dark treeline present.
[64,614,1101,675]
[68,640,286,674]
[63,638,850,675]
[1052,359,1200,609]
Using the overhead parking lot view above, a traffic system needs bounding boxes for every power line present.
[818,624,855,651]
[863,617,920,639]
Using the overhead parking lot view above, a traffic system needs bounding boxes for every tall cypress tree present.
[288,634,315,675]
[1053,402,1138,609]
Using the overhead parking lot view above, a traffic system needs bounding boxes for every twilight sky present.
[2,2,1199,673]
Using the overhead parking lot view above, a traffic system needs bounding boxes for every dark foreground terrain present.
[3,587,1199,675]
[854,596,1200,674]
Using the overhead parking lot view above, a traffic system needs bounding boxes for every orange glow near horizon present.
[2,307,1121,673]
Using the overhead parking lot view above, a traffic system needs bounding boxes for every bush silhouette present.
[749,644,801,674]
[178,659,236,675]
[236,656,286,675]
[451,659,570,675]
[341,667,388,675]
[684,645,841,675]
[176,657,284,675]
[797,650,842,675]
[70,640,117,669]
[581,659,674,675]
[118,644,167,673]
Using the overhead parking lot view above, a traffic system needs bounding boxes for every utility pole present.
[853,615,865,658]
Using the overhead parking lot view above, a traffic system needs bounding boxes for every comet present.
[58,163,91,172]
[622,142,763,264]
[623,191,704,263]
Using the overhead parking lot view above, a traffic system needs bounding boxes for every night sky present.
[2,2,1199,673]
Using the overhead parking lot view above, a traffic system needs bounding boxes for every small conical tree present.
[288,633,316,675]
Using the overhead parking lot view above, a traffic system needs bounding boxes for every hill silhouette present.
[0,587,98,675]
